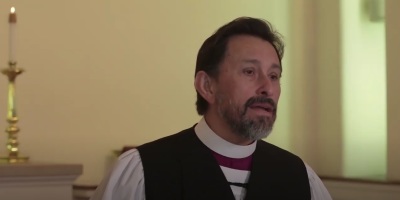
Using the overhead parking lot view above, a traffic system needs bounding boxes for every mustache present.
[244,96,276,109]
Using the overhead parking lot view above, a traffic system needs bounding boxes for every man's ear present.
[194,71,216,104]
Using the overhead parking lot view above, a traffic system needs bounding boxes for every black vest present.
[137,127,311,200]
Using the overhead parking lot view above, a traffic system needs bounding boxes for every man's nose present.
[256,74,272,96]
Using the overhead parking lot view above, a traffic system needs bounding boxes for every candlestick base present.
[0,156,29,163]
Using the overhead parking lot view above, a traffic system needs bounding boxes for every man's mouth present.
[243,96,276,116]
[249,103,274,113]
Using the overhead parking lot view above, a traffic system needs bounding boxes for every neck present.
[204,111,254,146]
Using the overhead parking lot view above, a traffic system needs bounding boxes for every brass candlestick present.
[0,61,29,163]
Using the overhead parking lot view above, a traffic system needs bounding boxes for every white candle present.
[9,7,17,63]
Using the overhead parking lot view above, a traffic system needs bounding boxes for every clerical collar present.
[194,117,256,159]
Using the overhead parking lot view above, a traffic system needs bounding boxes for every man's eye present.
[270,74,280,80]
[243,69,254,75]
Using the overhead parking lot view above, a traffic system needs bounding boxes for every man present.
[91,17,332,200]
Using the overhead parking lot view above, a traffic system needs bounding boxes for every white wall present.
[341,0,387,178]
[292,0,344,176]
[386,0,400,181]
[0,0,292,184]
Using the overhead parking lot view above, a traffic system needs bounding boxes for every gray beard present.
[216,98,275,141]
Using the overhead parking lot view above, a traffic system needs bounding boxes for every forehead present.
[224,35,280,64]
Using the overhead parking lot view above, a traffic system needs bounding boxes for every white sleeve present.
[305,163,332,200]
[90,149,146,200]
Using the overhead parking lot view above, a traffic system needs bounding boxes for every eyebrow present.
[241,59,282,71]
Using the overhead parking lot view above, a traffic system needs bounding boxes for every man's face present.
[214,35,281,140]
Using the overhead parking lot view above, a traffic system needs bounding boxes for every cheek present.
[233,90,253,106]
[218,79,254,106]
[274,87,281,102]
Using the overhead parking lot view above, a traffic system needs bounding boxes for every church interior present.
[0,0,399,199]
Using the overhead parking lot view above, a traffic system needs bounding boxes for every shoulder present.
[255,140,307,175]
[256,140,301,160]
[109,149,145,188]
[137,126,196,154]
[255,141,332,199]
[90,149,145,200]
[304,163,333,200]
